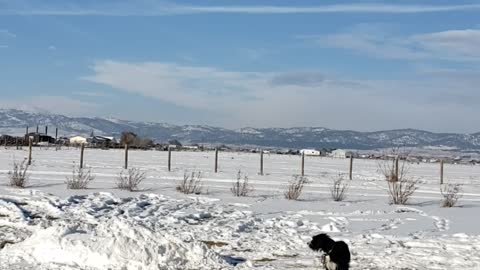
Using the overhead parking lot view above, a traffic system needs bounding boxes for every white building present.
[300,149,321,156]
[70,136,87,145]
[330,149,354,159]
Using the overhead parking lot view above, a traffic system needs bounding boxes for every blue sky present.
[1,0,479,132]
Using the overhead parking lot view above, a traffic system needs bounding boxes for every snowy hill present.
[0,108,479,150]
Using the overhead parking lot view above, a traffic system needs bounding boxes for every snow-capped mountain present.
[0,108,479,150]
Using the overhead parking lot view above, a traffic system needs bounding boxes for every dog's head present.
[308,233,334,252]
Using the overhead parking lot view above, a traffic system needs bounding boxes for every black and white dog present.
[308,233,350,270]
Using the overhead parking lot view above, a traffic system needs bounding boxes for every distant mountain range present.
[0,109,479,150]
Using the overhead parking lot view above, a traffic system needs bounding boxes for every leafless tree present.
[378,149,418,205]
[176,170,203,194]
[117,168,146,191]
[284,175,309,200]
[331,173,349,202]
[231,170,253,197]
[8,159,30,188]
[440,183,462,207]
[66,165,95,189]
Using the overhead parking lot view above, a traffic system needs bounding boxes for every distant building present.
[88,136,113,147]
[330,149,354,158]
[0,134,14,144]
[27,132,55,144]
[56,137,70,145]
[300,149,321,156]
[70,136,87,145]
[183,145,200,150]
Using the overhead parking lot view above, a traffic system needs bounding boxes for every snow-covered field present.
[1,148,480,269]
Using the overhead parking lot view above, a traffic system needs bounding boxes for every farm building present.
[70,136,87,145]
[27,132,55,144]
[88,136,114,148]
[300,149,321,156]
[330,149,355,158]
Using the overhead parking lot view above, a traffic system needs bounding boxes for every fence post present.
[4,137,6,149]
[215,148,219,173]
[16,137,19,150]
[395,157,399,181]
[28,138,32,165]
[301,152,305,177]
[168,146,172,172]
[80,143,85,169]
[124,144,129,169]
[440,160,444,185]
[349,155,353,180]
[260,150,264,175]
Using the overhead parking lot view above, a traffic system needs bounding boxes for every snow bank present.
[2,190,480,269]
[0,192,235,269]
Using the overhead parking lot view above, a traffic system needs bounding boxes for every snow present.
[1,148,480,269]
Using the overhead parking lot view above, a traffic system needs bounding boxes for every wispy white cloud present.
[48,45,57,51]
[84,60,480,131]
[72,90,110,97]
[411,29,480,60]
[0,29,16,38]
[0,96,99,116]
[0,29,15,49]
[308,28,480,61]
[1,1,480,16]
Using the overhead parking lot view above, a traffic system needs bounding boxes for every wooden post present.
[349,155,353,180]
[28,138,32,165]
[214,148,219,173]
[395,157,399,182]
[124,144,129,169]
[25,126,29,146]
[45,126,48,135]
[440,160,444,185]
[4,137,6,148]
[80,143,85,169]
[35,125,39,144]
[55,128,58,141]
[260,150,264,175]
[301,152,305,177]
[168,146,172,172]
[16,137,19,150]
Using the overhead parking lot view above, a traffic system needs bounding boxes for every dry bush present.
[66,165,95,189]
[176,170,203,194]
[8,159,30,188]
[284,175,309,200]
[231,170,253,197]
[331,173,349,202]
[378,150,419,205]
[117,168,146,191]
[440,183,462,207]
[386,178,418,205]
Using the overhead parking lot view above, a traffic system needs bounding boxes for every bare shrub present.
[440,183,462,207]
[8,159,30,188]
[231,170,253,197]
[117,168,146,191]
[378,149,418,205]
[176,170,203,194]
[284,175,309,200]
[66,165,95,189]
[331,174,349,202]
